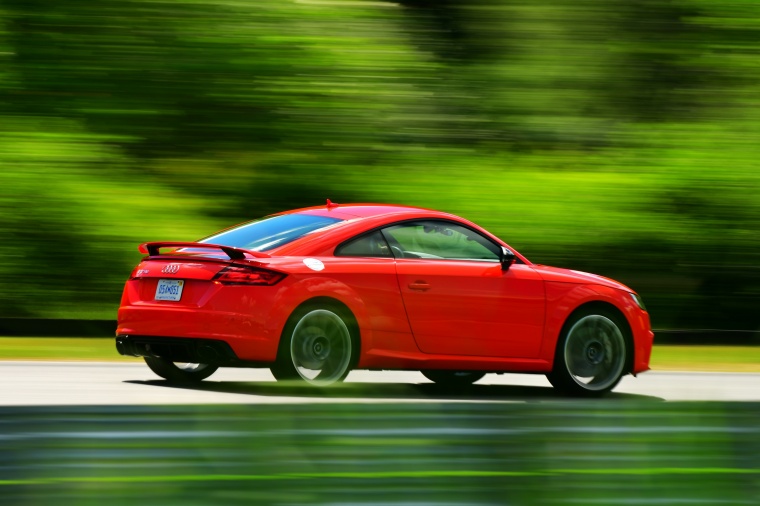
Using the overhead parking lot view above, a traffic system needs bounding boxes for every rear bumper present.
[117,306,281,362]
[116,335,272,366]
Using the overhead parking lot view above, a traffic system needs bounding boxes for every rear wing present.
[138,242,270,261]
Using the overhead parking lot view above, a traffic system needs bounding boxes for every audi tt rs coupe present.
[116,201,653,396]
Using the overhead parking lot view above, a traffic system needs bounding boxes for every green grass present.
[0,338,139,362]
[650,345,760,373]
[0,338,758,372]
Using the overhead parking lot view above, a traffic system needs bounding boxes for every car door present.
[382,220,545,359]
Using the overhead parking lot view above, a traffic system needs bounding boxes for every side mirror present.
[500,247,516,271]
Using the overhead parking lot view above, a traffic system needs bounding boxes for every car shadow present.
[125,379,663,402]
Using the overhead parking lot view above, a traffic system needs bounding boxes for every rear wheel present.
[421,370,486,387]
[144,357,218,383]
[271,305,358,386]
[547,309,629,397]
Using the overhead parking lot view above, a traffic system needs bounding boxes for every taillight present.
[129,265,148,280]
[212,265,286,286]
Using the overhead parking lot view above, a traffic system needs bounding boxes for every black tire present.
[421,370,486,387]
[546,307,630,397]
[144,357,218,383]
[271,303,358,386]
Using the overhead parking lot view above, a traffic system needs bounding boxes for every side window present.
[382,221,501,261]
[335,230,392,258]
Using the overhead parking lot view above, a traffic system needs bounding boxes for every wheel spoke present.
[290,309,352,385]
[563,315,625,392]
[173,363,207,373]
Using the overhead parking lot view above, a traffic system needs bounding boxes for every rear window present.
[200,213,343,251]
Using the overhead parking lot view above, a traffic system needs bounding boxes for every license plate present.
[155,279,184,301]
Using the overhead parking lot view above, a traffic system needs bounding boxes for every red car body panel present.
[117,203,653,376]
[395,262,545,358]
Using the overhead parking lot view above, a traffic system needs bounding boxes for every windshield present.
[200,213,343,251]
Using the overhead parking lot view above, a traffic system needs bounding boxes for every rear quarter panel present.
[259,256,416,365]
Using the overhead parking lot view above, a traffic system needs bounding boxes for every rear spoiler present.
[138,242,270,260]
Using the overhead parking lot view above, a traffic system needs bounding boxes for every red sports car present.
[116,201,653,396]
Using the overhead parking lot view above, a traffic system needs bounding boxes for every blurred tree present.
[0,0,758,330]
[605,0,722,122]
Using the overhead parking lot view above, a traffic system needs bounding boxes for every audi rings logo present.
[161,264,181,274]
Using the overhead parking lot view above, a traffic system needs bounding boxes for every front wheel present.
[421,370,486,387]
[144,357,218,383]
[547,310,629,397]
[271,306,357,386]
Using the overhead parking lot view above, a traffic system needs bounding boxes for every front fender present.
[540,282,640,364]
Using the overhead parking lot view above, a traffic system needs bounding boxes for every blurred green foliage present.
[1,0,759,328]
[2,403,759,504]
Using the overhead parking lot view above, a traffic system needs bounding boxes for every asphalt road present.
[1,361,759,405]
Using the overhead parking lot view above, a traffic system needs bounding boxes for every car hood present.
[531,264,633,292]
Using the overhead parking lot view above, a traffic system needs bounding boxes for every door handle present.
[408,281,430,291]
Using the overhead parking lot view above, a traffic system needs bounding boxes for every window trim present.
[334,218,522,264]
[381,218,503,263]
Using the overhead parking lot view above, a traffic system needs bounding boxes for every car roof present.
[282,202,444,220]
[267,201,523,260]
[270,204,456,256]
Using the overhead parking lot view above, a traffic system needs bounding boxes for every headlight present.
[629,292,647,311]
